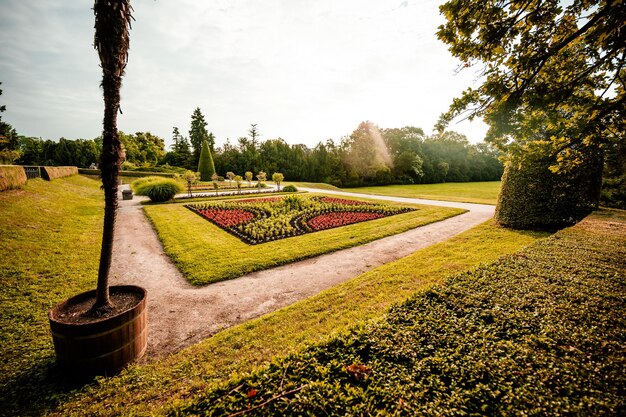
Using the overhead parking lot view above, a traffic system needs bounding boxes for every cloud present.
[0,0,488,147]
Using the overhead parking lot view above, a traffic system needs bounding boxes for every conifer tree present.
[198,139,216,181]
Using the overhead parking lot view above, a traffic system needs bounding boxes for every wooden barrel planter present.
[48,285,147,377]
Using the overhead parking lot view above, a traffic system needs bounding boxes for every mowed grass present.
[344,181,502,205]
[283,181,342,191]
[144,195,466,285]
[51,221,547,416]
[0,176,104,416]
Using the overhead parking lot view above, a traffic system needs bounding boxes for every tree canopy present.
[436,0,625,172]
[189,107,213,166]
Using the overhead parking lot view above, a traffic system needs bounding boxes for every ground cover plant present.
[186,195,414,244]
[344,181,501,205]
[145,194,464,285]
[174,210,626,416]
[47,221,546,416]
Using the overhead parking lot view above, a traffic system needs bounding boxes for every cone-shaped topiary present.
[198,140,216,181]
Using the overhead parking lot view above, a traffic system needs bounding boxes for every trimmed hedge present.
[0,165,27,191]
[134,178,183,202]
[176,209,626,416]
[78,168,175,178]
[495,151,603,230]
[282,184,298,192]
[41,166,78,180]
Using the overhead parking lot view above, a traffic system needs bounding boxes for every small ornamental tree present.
[234,175,243,194]
[198,139,215,181]
[272,172,284,191]
[245,171,253,188]
[226,171,235,187]
[183,170,197,198]
[211,173,219,196]
[256,171,266,191]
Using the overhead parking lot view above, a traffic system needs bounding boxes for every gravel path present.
[110,187,494,358]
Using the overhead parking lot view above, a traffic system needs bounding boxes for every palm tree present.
[91,0,132,314]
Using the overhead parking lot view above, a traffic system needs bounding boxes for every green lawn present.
[51,220,546,416]
[144,195,465,285]
[0,176,104,416]
[283,181,342,191]
[342,181,502,205]
[173,209,626,416]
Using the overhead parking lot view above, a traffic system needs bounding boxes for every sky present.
[0,0,488,150]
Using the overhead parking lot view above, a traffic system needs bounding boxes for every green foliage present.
[344,121,392,181]
[135,178,183,202]
[0,165,27,191]
[256,171,266,189]
[176,210,626,416]
[272,172,284,190]
[213,126,503,187]
[495,151,603,230]
[17,137,99,168]
[282,184,298,192]
[189,108,213,165]
[118,131,165,165]
[600,138,626,209]
[436,0,624,214]
[197,140,216,181]
[145,196,464,285]
[166,127,194,170]
[129,176,163,193]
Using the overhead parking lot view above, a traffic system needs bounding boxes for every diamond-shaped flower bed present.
[185,195,414,245]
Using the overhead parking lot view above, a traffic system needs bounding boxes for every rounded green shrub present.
[282,185,298,192]
[135,178,184,202]
[495,150,603,231]
[130,176,163,193]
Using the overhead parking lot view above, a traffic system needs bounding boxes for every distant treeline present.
[212,123,504,186]
[7,123,504,186]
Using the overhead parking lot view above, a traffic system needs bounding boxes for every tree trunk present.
[93,74,123,311]
[91,0,132,313]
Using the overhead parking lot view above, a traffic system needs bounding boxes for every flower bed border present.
[184,197,415,245]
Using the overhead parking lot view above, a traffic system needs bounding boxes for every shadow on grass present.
[0,354,100,417]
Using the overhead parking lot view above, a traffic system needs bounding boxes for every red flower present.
[307,211,385,231]
[198,208,255,227]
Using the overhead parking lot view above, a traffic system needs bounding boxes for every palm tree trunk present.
[91,0,132,313]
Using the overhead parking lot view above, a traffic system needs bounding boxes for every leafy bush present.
[130,176,163,193]
[134,178,183,202]
[282,185,298,192]
[175,210,626,416]
[41,166,78,180]
[495,151,603,230]
[0,165,27,191]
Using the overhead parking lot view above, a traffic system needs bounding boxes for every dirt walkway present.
[110,188,494,358]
